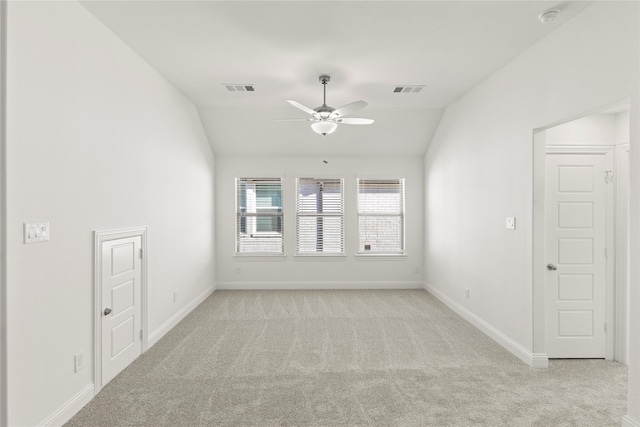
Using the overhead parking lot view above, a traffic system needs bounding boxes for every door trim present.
[616,143,630,363]
[94,226,147,395]
[0,1,7,424]
[546,145,614,155]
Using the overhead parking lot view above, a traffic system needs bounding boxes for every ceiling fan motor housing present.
[315,105,335,117]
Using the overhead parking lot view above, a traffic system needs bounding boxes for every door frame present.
[0,1,6,425]
[615,143,630,364]
[94,226,148,395]
[534,123,622,365]
[543,145,615,359]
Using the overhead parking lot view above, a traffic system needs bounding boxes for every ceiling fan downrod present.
[316,75,334,118]
[320,75,329,107]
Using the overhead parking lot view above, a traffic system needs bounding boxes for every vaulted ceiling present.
[81,1,592,157]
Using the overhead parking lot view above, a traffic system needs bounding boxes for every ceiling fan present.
[279,75,374,136]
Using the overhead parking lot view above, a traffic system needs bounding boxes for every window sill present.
[355,253,407,260]
[234,253,286,261]
[294,254,347,261]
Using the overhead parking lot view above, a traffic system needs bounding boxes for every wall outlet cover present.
[506,217,516,230]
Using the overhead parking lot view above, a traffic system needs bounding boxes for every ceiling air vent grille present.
[223,84,255,92]
[393,85,425,93]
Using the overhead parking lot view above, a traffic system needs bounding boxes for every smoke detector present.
[538,9,559,23]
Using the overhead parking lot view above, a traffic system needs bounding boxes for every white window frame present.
[295,177,345,256]
[356,178,405,256]
[235,177,284,256]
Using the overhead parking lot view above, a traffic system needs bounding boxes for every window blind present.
[236,178,283,254]
[357,178,405,254]
[296,178,344,254]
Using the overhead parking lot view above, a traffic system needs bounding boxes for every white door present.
[545,151,611,358]
[101,236,142,385]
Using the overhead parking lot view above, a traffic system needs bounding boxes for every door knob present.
[104,307,112,316]
[547,264,557,271]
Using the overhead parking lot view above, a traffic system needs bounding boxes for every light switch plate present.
[74,352,84,373]
[506,217,516,230]
[24,222,50,243]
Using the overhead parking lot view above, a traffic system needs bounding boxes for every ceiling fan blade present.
[286,100,319,118]
[274,118,313,122]
[335,117,374,125]
[330,100,368,118]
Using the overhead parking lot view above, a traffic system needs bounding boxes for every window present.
[357,178,405,254]
[296,178,344,254]
[236,178,283,254]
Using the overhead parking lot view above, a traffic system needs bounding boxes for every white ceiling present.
[81,1,592,158]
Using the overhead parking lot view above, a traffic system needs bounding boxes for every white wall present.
[216,157,423,288]
[423,1,639,423]
[616,110,631,145]
[6,2,215,426]
[545,113,618,146]
[544,110,630,147]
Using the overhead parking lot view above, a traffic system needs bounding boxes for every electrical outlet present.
[414,266,419,274]
[465,288,470,299]
[74,352,84,373]
[235,267,241,274]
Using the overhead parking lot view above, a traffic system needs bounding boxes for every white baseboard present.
[216,281,424,290]
[531,353,549,368]
[39,383,94,427]
[424,282,546,368]
[622,415,640,427]
[148,284,216,348]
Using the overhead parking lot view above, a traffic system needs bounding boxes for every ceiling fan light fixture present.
[311,121,338,136]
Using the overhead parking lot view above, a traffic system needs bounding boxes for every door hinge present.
[605,171,613,184]
[604,322,607,333]
[139,248,143,259]
[605,247,608,259]
[140,329,143,340]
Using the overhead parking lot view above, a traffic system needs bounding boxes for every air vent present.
[223,84,255,92]
[393,85,425,93]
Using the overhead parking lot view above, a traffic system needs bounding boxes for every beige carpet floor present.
[66,289,627,426]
